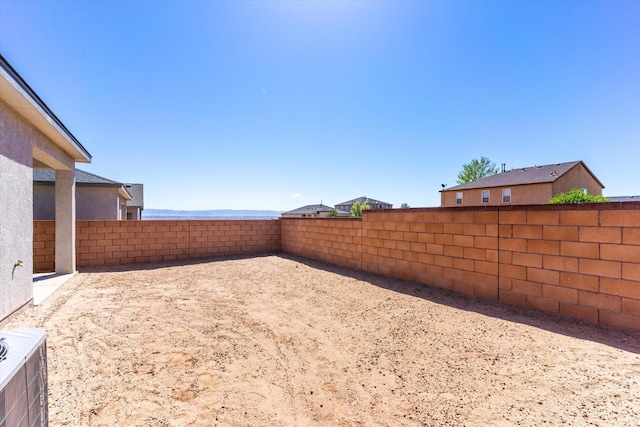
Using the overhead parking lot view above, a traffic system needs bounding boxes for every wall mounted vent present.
[0,328,48,426]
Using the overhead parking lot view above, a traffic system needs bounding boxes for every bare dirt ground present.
[6,254,640,426]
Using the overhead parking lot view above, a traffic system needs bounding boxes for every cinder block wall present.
[33,204,640,330]
[281,203,640,330]
[33,220,56,273]
[33,220,280,271]
[280,218,362,271]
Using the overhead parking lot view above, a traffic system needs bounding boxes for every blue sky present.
[1,0,639,211]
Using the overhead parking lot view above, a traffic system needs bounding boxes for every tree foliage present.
[401,203,410,209]
[327,209,338,217]
[351,202,371,217]
[456,157,498,184]
[548,189,609,204]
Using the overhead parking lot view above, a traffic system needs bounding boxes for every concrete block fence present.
[33,220,56,272]
[34,202,640,330]
[281,203,640,331]
[33,220,280,272]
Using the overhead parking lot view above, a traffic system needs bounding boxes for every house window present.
[502,188,511,203]
[456,192,463,205]
[482,190,490,204]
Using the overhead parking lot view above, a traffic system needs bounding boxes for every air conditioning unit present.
[0,328,48,427]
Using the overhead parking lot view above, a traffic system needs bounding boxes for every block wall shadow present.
[279,253,640,354]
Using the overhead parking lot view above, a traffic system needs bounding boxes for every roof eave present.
[119,186,133,201]
[0,55,92,163]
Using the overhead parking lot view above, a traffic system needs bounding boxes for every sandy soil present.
[6,254,640,426]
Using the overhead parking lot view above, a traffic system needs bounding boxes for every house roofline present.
[576,161,605,189]
[442,160,605,192]
[119,186,133,201]
[0,54,92,163]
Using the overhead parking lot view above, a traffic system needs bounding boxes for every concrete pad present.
[33,272,77,305]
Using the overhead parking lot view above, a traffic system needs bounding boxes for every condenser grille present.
[0,328,48,427]
[0,338,7,362]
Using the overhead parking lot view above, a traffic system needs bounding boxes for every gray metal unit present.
[0,328,48,427]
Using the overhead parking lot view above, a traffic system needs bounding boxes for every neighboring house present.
[335,196,393,212]
[33,169,133,220]
[1,55,92,323]
[125,183,144,220]
[441,161,604,207]
[281,204,350,218]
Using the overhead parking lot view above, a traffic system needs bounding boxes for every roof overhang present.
[0,55,91,163]
[119,186,133,201]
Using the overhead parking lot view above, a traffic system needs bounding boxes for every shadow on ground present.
[76,252,279,273]
[278,254,640,355]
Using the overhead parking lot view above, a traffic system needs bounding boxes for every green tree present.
[327,209,338,217]
[351,202,371,217]
[401,203,410,209]
[456,157,499,184]
[548,189,609,204]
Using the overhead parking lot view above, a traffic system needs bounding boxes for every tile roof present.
[34,169,124,186]
[443,161,603,191]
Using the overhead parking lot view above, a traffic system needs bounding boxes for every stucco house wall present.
[34,169,134,221]
[1,55,91,324]
[34,185,127,220]
[553,164,603,196]
[441,162,604,208]
[442,183,554,207]
[33,181,56,220]
[0,96,82,322]
[77,186,126,220]
[0,98,35,322]
[125,183,144,220]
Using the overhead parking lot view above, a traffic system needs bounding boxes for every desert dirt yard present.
[5,254,640,426]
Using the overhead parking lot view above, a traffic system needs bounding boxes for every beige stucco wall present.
[76,186,124,220]
[0,99,35,323]
[441,183,555,207]
[553,164,603,196]
[34,184,127,220]
[0,155,33,323]
[33,183,56,220]
[0,94,84,322]
[441,164,604,208]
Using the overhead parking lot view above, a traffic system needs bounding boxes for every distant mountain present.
[143,209,282,220]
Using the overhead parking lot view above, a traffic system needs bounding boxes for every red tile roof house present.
[1,55,92,324]
[440,161,604,207]
[33,169,134,220]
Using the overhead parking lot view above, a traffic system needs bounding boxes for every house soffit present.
[0,55,91,163]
